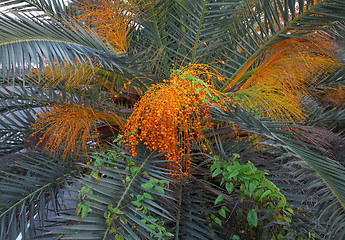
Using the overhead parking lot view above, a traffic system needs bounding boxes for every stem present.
[97,65,149,92]
[174,184,183,240]
[150,4,164,48]
[102,152,153,240]
[148,3,169,75]
[220,0,326,91]
[237,68,256,85]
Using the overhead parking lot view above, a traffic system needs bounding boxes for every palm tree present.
[0,0,345,239]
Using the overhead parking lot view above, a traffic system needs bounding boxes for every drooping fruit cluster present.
[32,103,124,159]
[73,0,143,54]
[123,64,227,178]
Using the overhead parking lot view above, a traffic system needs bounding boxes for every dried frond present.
[244,32,337,89]
[123,64,230,178]
[227,32,339,122]
[74,0,144,54]
[294,125,345,157]
[31,103,124,159]
[30,62,129,98]
[231,84,305,122]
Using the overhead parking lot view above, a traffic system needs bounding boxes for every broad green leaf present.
[225,182,234,194]
[214,195,224,205]
[247,209,258,228]
[212,168,222,178]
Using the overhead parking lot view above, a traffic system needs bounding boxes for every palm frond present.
[209,101,345,217]
[301,170,345,239]
[0,1,344,239]
[0,151,78,239]
[219,0,345,91]
[1,0,70,20]
[31,102,124,159]
[131,0,176,78]
[55,145,175,239]
[314,64,345,106]
[134,0,250,78]
[0,2,144,82]
[168,180,219,240]
[303,96,345,134]
[72,0,144,54]
[261,147,345,239]
[208,101,345,239]
[0,81,49,157]
[244,142,345,239]
[133,0,344,89]
[0,76,125,159]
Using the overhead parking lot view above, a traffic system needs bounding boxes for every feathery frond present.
[225,33,339,122]
[0,151,78,240]
[31,103,124,158]
[55,145,175,239]
[219,0,345,91]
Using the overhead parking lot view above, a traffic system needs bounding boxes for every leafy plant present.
[210,153,293,228]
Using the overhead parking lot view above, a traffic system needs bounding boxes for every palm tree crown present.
[0,0,344,239]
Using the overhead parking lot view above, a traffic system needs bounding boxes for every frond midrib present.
[0,38,88,48]
[102,152,153,240]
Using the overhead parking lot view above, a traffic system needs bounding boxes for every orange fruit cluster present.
[123,64,226,178]
[73,0,143,54]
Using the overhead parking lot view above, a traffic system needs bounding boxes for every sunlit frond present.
[30,63,96,88]
[29,63,126,98]
[230,84,306,122]
[225,33,339,122]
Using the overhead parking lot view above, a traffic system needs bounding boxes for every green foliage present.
[176,69,221,102]
[0,152,78,239]
[209,101,345,239]
[210,153,292,228]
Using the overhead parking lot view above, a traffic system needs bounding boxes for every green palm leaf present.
[1,0,70,20]
[170,180,219,240]
[0,1,145,83]
[55,146,227,240]
[0,151,78,239]
[134,0,344,89]
[55,145,175,239]
[0,81,49,157]
[0,1,344,239]
[136,0,243,71]
[303,97,345,136]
